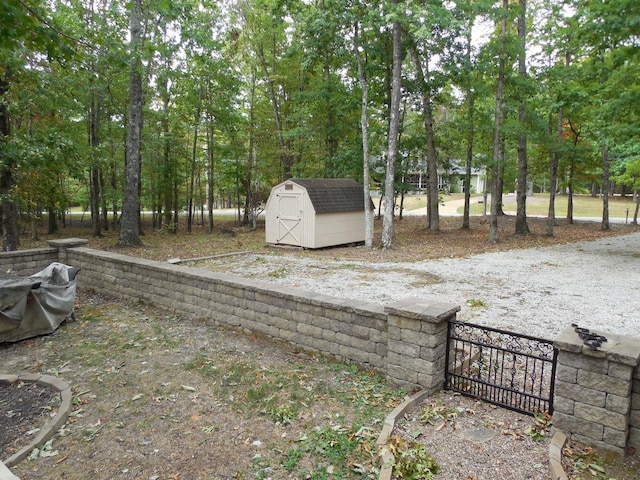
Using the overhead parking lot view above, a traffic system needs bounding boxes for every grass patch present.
[562,441,640,480]
[181,350,404,477]
[466,298,488,308]
[467,193,636,218]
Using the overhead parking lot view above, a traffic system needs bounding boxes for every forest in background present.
[0,0,638,250]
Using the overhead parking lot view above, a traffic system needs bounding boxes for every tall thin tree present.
[514,0,530,235]
[118,0,143,247]
[381,1,402,250]
[408,41,439,231]
[355,20,374,248]
[489,0,508,243]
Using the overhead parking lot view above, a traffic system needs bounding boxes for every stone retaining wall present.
[0,247,57,276]
[2,241,639,455]
[69,246,393,371]
[0,241,457,393]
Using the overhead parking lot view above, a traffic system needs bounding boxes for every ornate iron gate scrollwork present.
[445,320,558,416]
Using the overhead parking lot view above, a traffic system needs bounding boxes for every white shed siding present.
[312,211,365,248]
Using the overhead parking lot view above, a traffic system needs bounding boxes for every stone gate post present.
[554,326,640,455]
[384,298,460,394]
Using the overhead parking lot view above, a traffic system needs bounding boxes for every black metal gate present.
[445,320,558,416]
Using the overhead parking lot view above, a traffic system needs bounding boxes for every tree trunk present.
[462,17,474,230]
[242,72,255,228]
[324,53,337,176]
[546,110,561,236]
[463,93,474,229]
[567,159,575,224]
[408,42,439,231]
[381,11,402,249]
[355,22,374,249]
[111,161,118,231]
[0,77,18,251]
[47,206,57,235]
[515,0,530,235]
[187,88,201,234]
[160,78,175,233]
[489,0,508,243]
[89,91,103,238]
[207,110,215,233]
[100,170,109,231]
[256,41,289,180]
[118,0,143,247]
[601,145,610,230]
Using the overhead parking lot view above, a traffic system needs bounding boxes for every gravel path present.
[204,231,640,340]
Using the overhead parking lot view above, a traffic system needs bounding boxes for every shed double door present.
[276,193,303,245]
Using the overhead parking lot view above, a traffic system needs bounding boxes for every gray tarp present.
[0,263,79,343]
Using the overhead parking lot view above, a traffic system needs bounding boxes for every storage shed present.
[265,178,369,249]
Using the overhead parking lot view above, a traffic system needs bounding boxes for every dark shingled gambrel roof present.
[288,178,369,214]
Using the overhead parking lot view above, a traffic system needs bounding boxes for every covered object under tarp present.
[0,262,79,343]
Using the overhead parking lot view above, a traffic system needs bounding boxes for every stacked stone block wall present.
[554,327,640,455]
[385,298,459,394]
[0,248,57,276]
[65,246,393,372]
[631,366,640,450]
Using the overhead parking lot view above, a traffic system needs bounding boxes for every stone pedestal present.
[385,298,459,393]
[47,238,88,265]
[554,326,640,455]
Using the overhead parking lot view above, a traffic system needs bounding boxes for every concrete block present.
[603,426,629,449]
[0,462,20,480]
[605,393,631,415]
[559,351,609,374]
[387,363,417,385]
[555,380,606,408]
[578,370,631,397]
[386,314,421,331]
[555,364,578,383]
[387,338,420,358]
[575,403,627,431]
[553,411,603,439]
[552,396,575,415]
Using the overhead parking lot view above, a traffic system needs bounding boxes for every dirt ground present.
[2,293,404,479]
[24,214,638,265]
[2,214,639,479]
[0,382,58,460]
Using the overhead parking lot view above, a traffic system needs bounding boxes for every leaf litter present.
[3,293,404,479]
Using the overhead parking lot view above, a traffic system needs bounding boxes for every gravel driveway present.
[203,231,640,340]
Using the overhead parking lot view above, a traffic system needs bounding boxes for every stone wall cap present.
[47,238,89,248]
[385,297,460,322]
[555,326,640,366]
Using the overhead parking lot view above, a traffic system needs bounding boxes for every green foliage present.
[523,412,553,442]
[183,351,403,477]
[419,401,465,425]
[466,298,488,308]
[268,267,289,278]
[563,442,621,480]
[387,435,441,480]
[0,0,73,58]
[282,447,303,471]
[2,0,639,245]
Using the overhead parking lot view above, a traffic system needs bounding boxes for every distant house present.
[265,178,370,249]
[442,163,486,194]
[404,159,486,194]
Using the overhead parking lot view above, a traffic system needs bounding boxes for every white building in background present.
[405,160,486,194]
